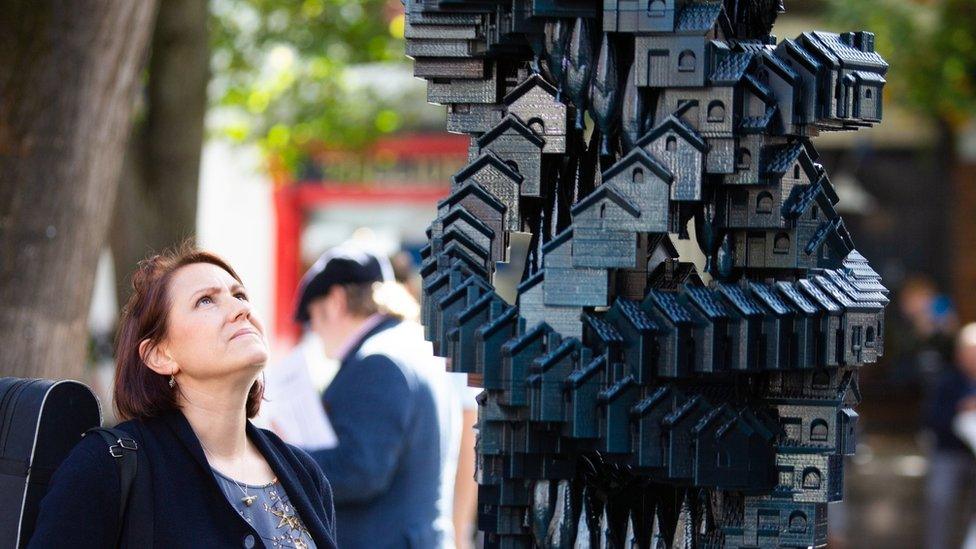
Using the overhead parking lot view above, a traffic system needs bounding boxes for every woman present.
[29,245,337,548]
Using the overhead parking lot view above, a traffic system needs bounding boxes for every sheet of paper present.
[260,341,338,451]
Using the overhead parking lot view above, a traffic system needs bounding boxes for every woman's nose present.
[228,295,252,320]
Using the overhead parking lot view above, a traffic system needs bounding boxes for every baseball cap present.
[294,244,394,322]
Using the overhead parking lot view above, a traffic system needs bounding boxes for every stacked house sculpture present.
[406,1,889,547]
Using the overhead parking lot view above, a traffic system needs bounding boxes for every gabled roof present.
[601,146,674,183]
[761,49,798,81]
[582,312,624,344]
[442,207,495,241]
[610,298,658,332]
[778,39,820,72]
[633,385,678,417]
[809,31,888,72]
[567,355,607,388]
[438,275,488,311]
[683,286,731,320]
[797,278,841,313]
[477,113,546,149]
[675,1,723,33]
[598,375,639,403]
[742,74,775,103]
[458,292,498,325]
[782,179,837,220]
[502,321,551,355]
[738,105,778,133]
[452,150,524,186]
[749,282,792,316]
[439,242,489,278]
[852,70,886,85]
[503,73,560,105]
[761,142,808,177]
[646,290,697,324]
[710,52,754,84]
[439,181,507,215]
[541,227,574,254]
[571,183,642,219]
[637,115,708,152]
[717,283,763,317]
[534,338,579,373]
[441,226,489,261]
[477,305,518,338]
[663,394,708,427]
[776,281,818,315]
[517,268,544,294]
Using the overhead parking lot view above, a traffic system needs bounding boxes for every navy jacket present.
[310,316,446,548]
[29,409,338,548]
[925,369,976,454]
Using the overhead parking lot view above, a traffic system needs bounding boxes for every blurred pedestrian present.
[289,243,462,548]
[924,323,976,549]
[30,246,337,548]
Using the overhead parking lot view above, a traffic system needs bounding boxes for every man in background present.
[278,243,461,548]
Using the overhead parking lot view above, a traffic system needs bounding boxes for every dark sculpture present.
[405,1,889,547]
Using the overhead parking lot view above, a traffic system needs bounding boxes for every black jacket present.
[28,409,338,548]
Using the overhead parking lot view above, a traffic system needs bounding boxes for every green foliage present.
[210,0,411,170]
[826,0,976,126]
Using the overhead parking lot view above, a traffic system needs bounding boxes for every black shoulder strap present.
[85,427,139,547]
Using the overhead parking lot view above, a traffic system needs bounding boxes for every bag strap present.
[85,427,138,547]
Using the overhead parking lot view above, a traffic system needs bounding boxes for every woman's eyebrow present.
[190,286,223,299]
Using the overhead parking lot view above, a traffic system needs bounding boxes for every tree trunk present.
[0,1,158,379]
[110,0,209,307]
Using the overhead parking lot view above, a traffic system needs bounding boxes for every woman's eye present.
[235,292,249,301]
[196,295,213,307]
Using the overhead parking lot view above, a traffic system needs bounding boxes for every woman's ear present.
[139,338,177,376]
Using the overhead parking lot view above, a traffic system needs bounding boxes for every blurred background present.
[2,0,975,547]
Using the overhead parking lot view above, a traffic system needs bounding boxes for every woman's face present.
[160,262,268,382]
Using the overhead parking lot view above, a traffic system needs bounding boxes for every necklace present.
[199,439,259,507]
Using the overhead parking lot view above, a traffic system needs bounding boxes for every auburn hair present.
[113,243,264,421]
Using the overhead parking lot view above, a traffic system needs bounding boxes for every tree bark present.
[110,0,209,307]
[0,1,158,379]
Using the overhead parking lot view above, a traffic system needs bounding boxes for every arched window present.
[810,419,829,442]
[600,203,606,219]
[707,100,726,123]
[774,232,790,254]
[737,148,751,169]
[794,165,801,179]
[866,326,876,346]
[756,192,773,214]
[865,89,873,98]
[648,0,666,14]
[666,136,677,152]
[632,168,645,183]
[802,467,822,490]
[811,205,819,220]
[678,50,697,72]
[527,118,545,135]
[788,511,808,533]
[505,160,520,173]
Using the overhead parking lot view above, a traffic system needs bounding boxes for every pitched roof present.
[571,183,642,219]
[683,286,731,320]
[797,278,841,313]
[717,283,763,317]
[778,39,820,72]
[453,150,524,186]
[477,305,518,338]
[809,31,888,71]
[675,1,723,33]
[477,113,546,149]
[534,338,579,372]
[567,355,607,388]
[776,281,818,315]
[762,142,807,177]
[611,298,658,332]
[517,268,544,294]
[442,207,495,240]
[646,290,696,324]
[503,72,560,105]
[439,181,507,214]
[601,146,674,184]
[541,227,574,254]
[738,105,778,133]
[582,312,624,344]
[710,52,754,84]
[637,115,708,152]
[749,282,792,316]
[503,321,551,355]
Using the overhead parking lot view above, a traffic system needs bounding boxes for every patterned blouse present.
[212,468,317,549]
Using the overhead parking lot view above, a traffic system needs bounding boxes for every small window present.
[737,148,751,169]
[505,160,520,173]
[648,0,666,15]
[774,232,790,254]
[707,101,726,123]
[756,192,774,214]
[758,68,769,84]
[865,89,873,98]
[789,511,808,533]
[802,468,822,490]
[678,50,697,72]
[717,449,731,468]
[866,326,876,347]
[810,419,829,442]
[633,168,645,183]
[811,206,819,220]
[527,118,545,135]
[600,203,606,219]
[666,136,677,152]
[794,165,801,179]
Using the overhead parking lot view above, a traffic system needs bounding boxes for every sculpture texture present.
[405,1,889,547]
